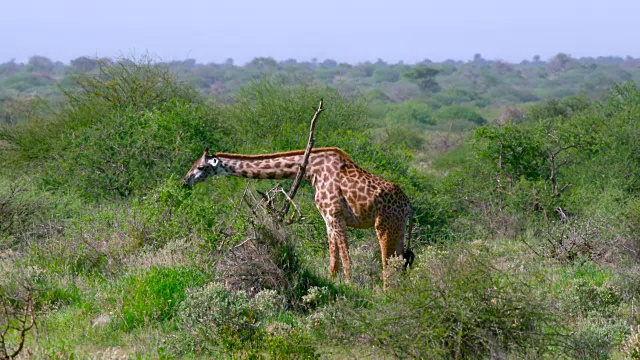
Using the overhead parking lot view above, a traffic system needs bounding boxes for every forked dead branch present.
[278,99,324,221]
[247,99,324,225]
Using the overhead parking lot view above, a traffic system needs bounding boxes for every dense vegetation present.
[0,54,640,358]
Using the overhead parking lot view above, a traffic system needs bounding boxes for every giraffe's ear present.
[204,147,210,156]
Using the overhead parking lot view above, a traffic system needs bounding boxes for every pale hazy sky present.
[2,0,639,65]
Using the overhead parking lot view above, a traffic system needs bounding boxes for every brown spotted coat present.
[183,147,413,287]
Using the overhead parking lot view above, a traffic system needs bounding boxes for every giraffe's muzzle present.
[182,175,195,188]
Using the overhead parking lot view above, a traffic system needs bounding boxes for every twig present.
[275,188,306,224]
[0,285,35,360]
[233,237,256,250]
[279,99,324,220]
[213,183,256,256]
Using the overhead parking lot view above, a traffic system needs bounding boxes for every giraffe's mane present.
[215,147,352,161]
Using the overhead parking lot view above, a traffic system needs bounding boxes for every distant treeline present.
[2,53,640,112]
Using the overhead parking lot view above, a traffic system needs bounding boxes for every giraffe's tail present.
[403,203,415,270]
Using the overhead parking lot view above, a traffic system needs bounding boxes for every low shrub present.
[105,266,210,330]
[177,283,286,353]
[0,185,42,249]
[213,197,327,304]
[437,105,487,125]
[316,243,566,359]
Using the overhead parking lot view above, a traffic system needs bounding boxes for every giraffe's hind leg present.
[375,215,405,289]
[335,227,351,282]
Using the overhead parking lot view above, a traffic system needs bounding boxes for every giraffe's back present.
[338,158,410,229]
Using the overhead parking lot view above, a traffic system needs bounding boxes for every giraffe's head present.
[182,147,222,187]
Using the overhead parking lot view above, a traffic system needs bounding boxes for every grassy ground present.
[1,61,640,359]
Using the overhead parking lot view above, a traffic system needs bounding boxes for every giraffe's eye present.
[197,166,206,171]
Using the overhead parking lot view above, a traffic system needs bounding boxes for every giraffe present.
[183,147,415,287]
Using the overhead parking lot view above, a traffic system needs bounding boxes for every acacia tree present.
[548,53,573,74]
[25,56,53,74]
[473,96,597,215]
[402,66,441,94]
[70,56,98,73]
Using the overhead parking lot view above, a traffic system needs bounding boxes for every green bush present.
[45,101,222,199]
[175,287,318,357]
[316,244,564,358]
[593,82,640,193]
[468,82,640,225]
[381,126,425,150]
[526,95,591,121]
[437,105,486,125]
[177,283,285,352]
[570,317,627,359]
[382,99,435,126]
[126,177,237,246]
[107,266,210,330]
[372,67,400,83]
[1,73,55,91]
[0,185,45,249]
[429,88,481,107]
[0,58,227,200]
[222,77,368,154]
[60,58,199,120]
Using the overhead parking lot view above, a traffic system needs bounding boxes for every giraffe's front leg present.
[328,216,351,283]
[327,232,340,279]
[333,218,351,283]
[320,213,340,279]
[336,228,351,283]
[321,213,350,282]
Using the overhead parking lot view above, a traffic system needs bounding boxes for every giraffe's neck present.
[215,155,302,179]
[213,147,352,183]
[215,151,319,179]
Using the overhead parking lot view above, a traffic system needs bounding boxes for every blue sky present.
[3,0,639,65]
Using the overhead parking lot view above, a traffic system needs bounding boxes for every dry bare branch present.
[279,99,323,220]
